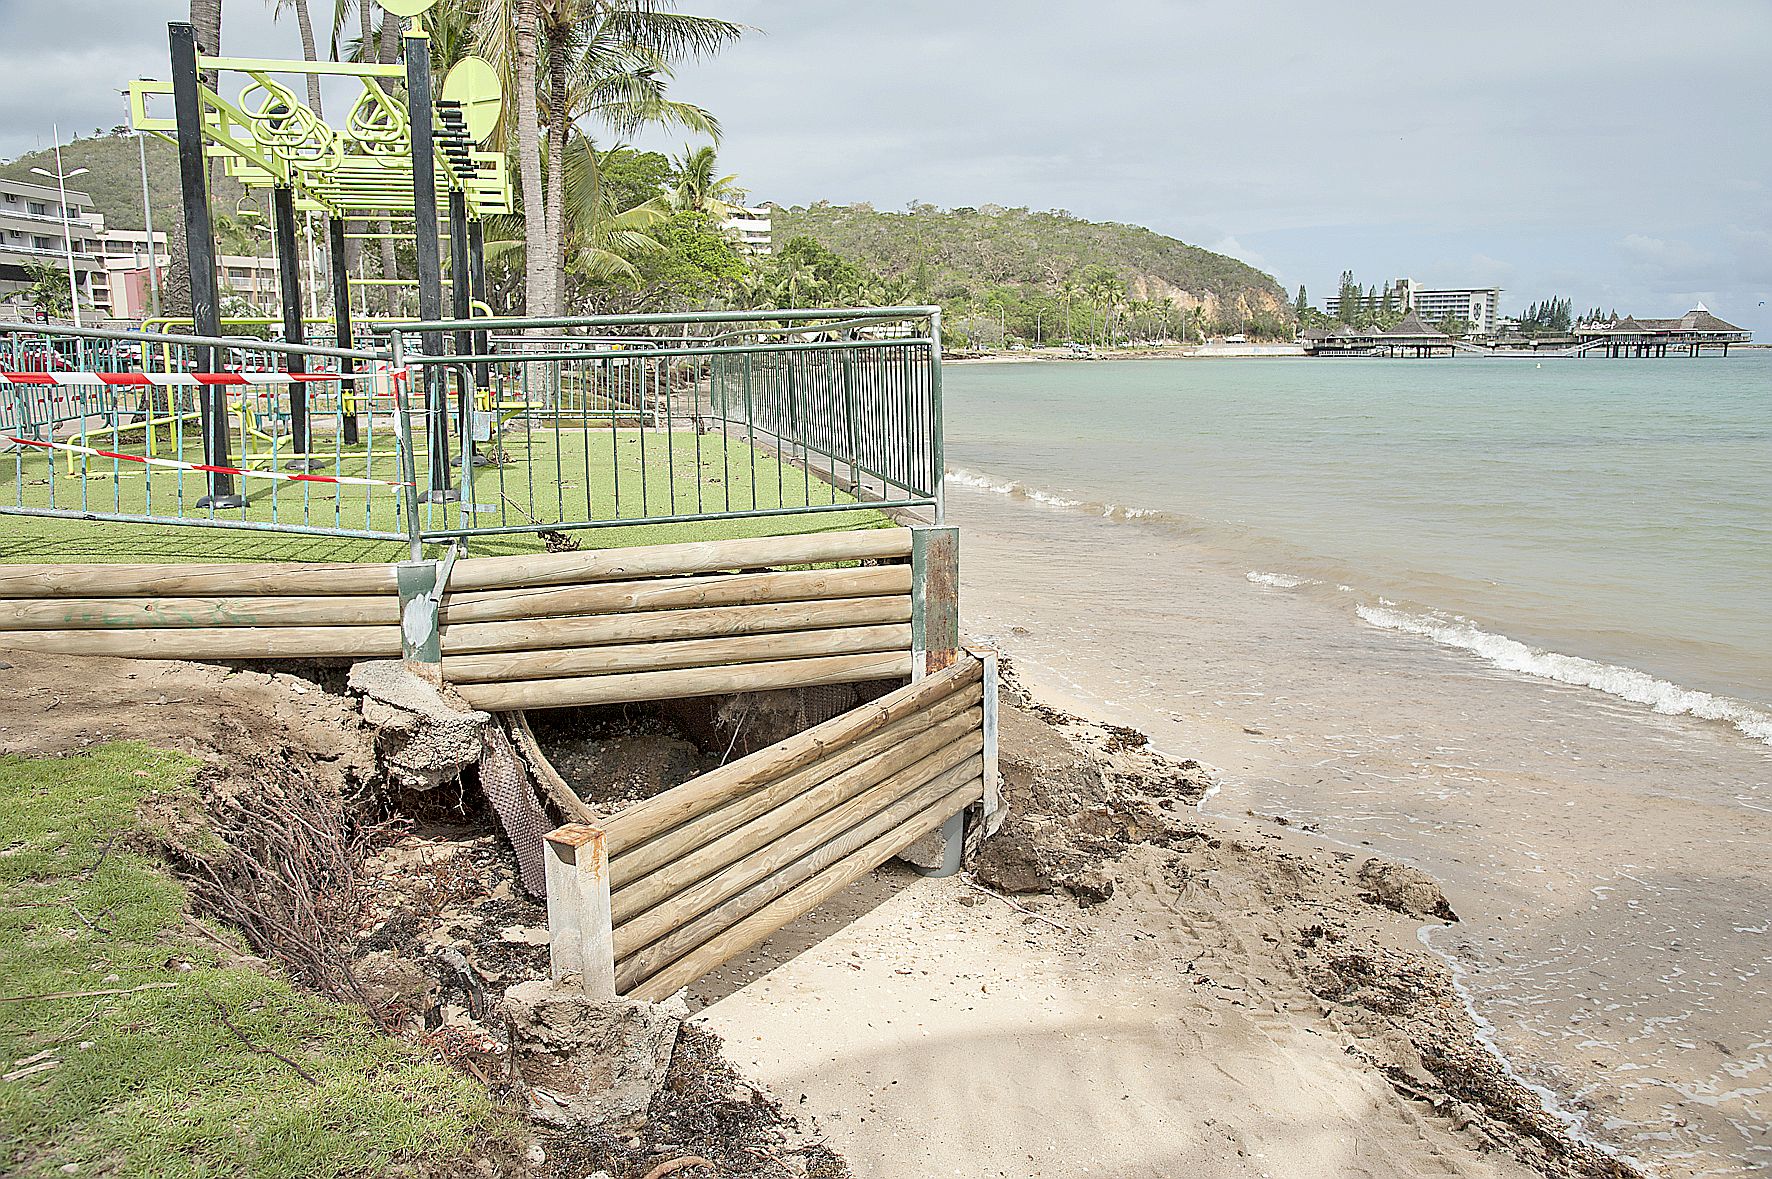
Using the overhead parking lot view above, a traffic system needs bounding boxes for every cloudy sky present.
[3,0,1768,333]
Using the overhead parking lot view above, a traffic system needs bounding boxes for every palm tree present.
[481,137,667,287]
[475,0,739,317]
[668,144,745,218]
[265,0,324,112]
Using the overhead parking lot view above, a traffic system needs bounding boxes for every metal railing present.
[0,306,943,556]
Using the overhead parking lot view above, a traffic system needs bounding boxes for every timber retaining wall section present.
[589,655,988,1000]
[0,529,917,706]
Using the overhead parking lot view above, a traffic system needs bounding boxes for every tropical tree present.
[667,144,744,218]
[475,0,740,318]
[266,0,324,111]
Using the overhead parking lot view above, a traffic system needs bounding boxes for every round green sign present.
[378,0,437,16]
[442,57,503,144]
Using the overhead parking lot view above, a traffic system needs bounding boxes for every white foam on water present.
[946,467,1084,509]
[1245,570,1313,589]
[1356,604,1772,746]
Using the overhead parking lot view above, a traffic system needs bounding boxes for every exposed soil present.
[0,646,1641,1178]
[0,648,847,1179]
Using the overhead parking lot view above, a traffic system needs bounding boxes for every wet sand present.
[940,482,1772,1177]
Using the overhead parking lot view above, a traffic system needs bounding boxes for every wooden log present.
[624,776,983,1000]
[0,624,402,660]
[446,528,912,592]
[615,758,984,981]
[441,595,911,656]
[452,649,914,713]
[600,657,982,857]
[441,564,911,625]
[508,712,599,826]
[0,595,399,631]
[0,561,398,599]
[444,624,911,685]
[609,685,982,889]
[612,725,983,940]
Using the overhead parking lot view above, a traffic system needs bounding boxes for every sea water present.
[941,354,1772,1176]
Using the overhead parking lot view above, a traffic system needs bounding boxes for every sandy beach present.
[689,673,1629,1179]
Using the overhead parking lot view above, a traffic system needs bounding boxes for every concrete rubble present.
[347,659,490,791]
[503,979,690,1132]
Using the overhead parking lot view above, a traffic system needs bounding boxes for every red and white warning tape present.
[0,370,389,387]
[1,434,412,489]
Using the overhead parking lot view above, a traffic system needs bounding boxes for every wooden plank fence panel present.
[453,649,914,713]
[446,528,912,592]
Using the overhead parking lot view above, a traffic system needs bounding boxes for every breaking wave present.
[1356,604,1772,746]
[946,467,1199,528]
[1245,570,1314,589]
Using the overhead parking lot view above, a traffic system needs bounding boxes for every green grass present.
[0,743,518,1177]
[0,426,893,565]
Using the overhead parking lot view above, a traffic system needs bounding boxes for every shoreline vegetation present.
[0,643,1636,1179]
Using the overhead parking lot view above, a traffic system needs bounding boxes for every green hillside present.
[770,202,1294,342]
[1,131,243,233]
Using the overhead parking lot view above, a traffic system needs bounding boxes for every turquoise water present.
[942,352,1772,1174]
[945,354,1772,732]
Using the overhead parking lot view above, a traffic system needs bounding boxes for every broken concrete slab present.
[503,979,689,1132]
[348,659,489,791]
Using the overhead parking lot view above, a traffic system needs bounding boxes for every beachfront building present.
[1407,285,1502,336]
[1374,311,1454,357]
[92,228,170,321]
[0,175,105,315]
[1327,278,1503,336]
[723,205,773,255]
[1574,305,1750,357]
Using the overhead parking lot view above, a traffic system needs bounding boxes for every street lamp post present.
[124,83,164,318]
[29,126,90,328]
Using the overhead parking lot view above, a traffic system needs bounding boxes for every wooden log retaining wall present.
[549,654,988,1001]
[0,529,920,708]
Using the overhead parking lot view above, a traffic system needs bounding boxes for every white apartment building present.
[1402,282,1502,336]
[722,205,772,255]
[0,175,106,314]
[1326,277,1502,336]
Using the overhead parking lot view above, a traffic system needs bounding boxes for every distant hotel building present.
[1327,278,1503,336]
[0,175,106,313]
[722,205,772,255]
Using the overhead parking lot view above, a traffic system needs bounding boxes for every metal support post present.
[468,218,489,391]
[406,29,456,503]
[170,21,242,509]
[544,823,618,999]
[271,185,310,468]
[327,216,359,444]
[448,187,479,471]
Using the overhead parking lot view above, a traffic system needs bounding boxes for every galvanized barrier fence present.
[0,307,943,554]
[0,322,416,547]
[394,307,943,545]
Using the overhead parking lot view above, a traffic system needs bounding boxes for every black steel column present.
[468,217,489,390]
[406,29,455,502]
[170,22,241,509]
[327,216,358,444]
[270,186,310,468]
[448,186,475,470]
